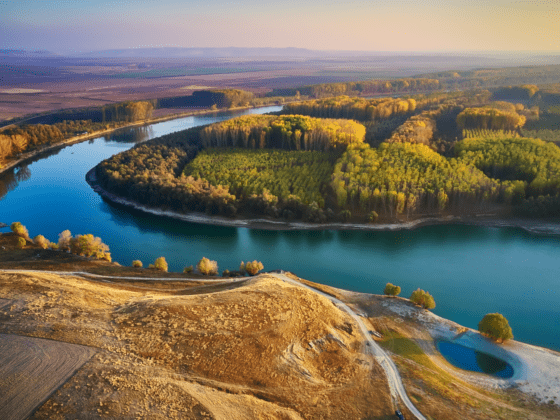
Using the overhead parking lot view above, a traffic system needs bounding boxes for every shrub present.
[478,313,513,343]
[58,230,72,252]
[239,261,246,275]
[410,288,436,309]
[222,269,230,277]
[11,222,29,239]
[384,283,401,296]
[245,260,264,276]
[197,257,218,275]
[69,234,110,260]
[49,243,59,250]
[183,265,193,274]
[367,211,379,223]
[132,260,143,268]
[33,235,50,249]
[153,257,168,272]
[17,237,26,249]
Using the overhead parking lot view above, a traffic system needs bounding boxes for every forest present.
[89,83,560,222]
[199,115,366,152]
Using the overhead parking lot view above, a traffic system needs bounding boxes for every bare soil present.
[0,334,95,420]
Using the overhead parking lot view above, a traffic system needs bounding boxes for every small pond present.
[436,340,514,379]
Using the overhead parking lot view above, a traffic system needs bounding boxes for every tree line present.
[199,115,366,152]
[269,78,441,98]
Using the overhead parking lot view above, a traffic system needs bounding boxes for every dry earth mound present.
[0,270,394,419]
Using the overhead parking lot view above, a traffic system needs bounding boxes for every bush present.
[58,230,72,252]
[339,210,352,222]
[478,313,513,343]
[33,235,50,249]
[183,265,193,274]
[410,288,436,309]
[239,261,246,275]
[197,257,218,275]
[222,269,230,277]
[11,222,29,239]
[132,260,143,268]
[384,283,401,296]
[17,237,26,249]
[69,234,110,260]
[153,257,168,272]
[49,243,59,250]
[245,260,264,276]
[367,211,379,223]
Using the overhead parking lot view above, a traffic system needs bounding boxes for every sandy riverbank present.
[372,295,560,407]
[87,167,560,235]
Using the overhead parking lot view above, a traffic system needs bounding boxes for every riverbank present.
[87,167,560,235]
[0,103,282,177]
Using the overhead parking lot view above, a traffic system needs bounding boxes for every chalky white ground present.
[0,333,96,420]
[379,298,560,406]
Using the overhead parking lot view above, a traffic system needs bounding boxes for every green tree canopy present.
[478,313,513,343]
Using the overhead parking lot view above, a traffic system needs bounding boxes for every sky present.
[1,0,559,53]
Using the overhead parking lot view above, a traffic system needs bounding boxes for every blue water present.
[437,340,514,378]
[1,105,560,351]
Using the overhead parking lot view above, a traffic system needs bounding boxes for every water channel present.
[1,105,559,351]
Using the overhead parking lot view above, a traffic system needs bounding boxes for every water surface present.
[1,105,559,351]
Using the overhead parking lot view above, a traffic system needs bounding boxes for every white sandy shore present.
[379,298,560,406]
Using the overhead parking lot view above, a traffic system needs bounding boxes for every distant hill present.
[71,47,327,58]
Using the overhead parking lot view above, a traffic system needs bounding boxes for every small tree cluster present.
[197,257,218,275]
[57,230,110,261]
[410,288,436,309]
[33,235,50,249]
[10,222,29,239]
[478,313,513,343]
[132,260,143,268]
[244,260,264,276]
[70,234,111,261]
[384,283,401,296]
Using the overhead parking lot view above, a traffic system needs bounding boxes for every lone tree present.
[197,257,218,275]
[153,257,168,272]
[410,288,436,310]
[58,230,73,252]
[245,260,264,276]
[384,283,401,296]
[33,235,50,249]
[11,222,29,239]
[478,313,513,343]
[132,260,143,268]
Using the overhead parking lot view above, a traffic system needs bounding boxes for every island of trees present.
[90,84,560,224]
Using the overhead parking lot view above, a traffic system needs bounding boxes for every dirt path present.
[270,273,426,420]
[0,334,96,420]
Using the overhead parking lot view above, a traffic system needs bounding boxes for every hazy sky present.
[1,0,559,53]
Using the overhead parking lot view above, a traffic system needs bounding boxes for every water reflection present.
[106,126,154,144]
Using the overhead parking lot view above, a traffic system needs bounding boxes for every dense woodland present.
[94,82,560,222]
[199,115,366,152]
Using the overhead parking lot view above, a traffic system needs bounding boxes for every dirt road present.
[271,272,426,420]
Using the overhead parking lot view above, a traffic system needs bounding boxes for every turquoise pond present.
[437,340,514,379]
[1,105,559,351]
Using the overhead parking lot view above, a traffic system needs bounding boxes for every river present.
[1,105,559,351]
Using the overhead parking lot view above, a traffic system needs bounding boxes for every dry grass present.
[0,267,394,419]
